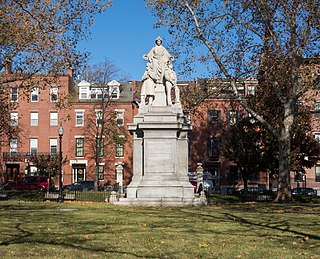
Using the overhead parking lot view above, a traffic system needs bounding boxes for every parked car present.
[203,179,214,194]
[17,176,49,191]
[63,181,95,191]
[291,187,317,196]
[189,180,197,192]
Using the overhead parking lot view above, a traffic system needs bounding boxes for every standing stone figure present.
[140,63,156,105]
[143,36,173,84]
[164,62,180,105]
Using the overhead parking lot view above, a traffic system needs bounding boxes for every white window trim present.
[95,109,103,126]
[10,138,18,154]
[30,112,38,126]
[50,138,58,155]
[10,88,18,102]
[79,86,89,100]
[10,112,18,126]
[75,136,85,158]
[50,87,58,102]
[50,111,58,126]
[31,87,39,102]
[115,109,125,126]
[30,138,38,155]
[75,110,85,127]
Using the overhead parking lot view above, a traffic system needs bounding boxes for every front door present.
[72,164,86,183]
[6,164,20,182]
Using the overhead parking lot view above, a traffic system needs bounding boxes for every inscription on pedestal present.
[145,140,175,173]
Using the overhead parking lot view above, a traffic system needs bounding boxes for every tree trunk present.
[94,164,99,191]
[274,102,294,202]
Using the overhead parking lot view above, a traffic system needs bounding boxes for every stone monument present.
[114,37,205,206]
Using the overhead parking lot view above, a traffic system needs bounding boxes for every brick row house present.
[185,73,320,194]
[182,78,273,194]
[0,66,137,189]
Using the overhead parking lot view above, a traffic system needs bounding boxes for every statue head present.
[155,36,162,45]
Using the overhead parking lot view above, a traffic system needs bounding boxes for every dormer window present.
[78,80,90,100]
[91,88,108,100]
[107,80,120,100]
[79,87,89,99]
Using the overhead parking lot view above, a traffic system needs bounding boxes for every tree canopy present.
[147,0,320,202]
[1,0,111,77]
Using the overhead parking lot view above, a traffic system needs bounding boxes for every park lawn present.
[0,201,319,258]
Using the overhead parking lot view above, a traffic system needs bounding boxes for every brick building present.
[0,67,137,188]
[1,64,319,194]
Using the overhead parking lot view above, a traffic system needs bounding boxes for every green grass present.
[0,201,319,258]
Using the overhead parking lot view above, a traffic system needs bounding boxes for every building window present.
[11,88,18,102]
[10,138,18,156]
[109,86,119,99]
[208,109,221,124]
[247,85,255,95]
[98,164,104,180]
[116,110,124,126]
[10,112,18,126]
[228,110,238,125]
[50,138,58,155]
[30,138,38,156]
[208,136,220,160]
[75,137,84,157]
[79,87,89,99]
[96,110,103,126]
[116,136,125,158]
[227,165,239,181]
[50,112,58,126]
[91,88,107,100]
[294,171,304,182]
[31,88,39,102]
[316,165,320,182]
[315,101,320,112]
[30,112,38,126]
[75,110,84,126]
[50,87,58,102]
[96,136,104,157]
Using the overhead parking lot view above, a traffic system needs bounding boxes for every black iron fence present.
[0,189,110,203]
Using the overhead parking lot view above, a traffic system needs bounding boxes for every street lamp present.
[58,125,64,202]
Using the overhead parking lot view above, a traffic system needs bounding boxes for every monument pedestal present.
[114,105,205,206]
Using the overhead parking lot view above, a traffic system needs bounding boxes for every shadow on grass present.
[222,212,320,241]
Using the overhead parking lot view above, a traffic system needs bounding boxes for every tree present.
[80,57,131,84]
[0,0,111,144]
[1,0,111,77]
[221,117,276,189]
[31,154,68,185]
[78,59,128,191]
[147,0,320,202]
[222,108,320,189]
[82,82,127,191]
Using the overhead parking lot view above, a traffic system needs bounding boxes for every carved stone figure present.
[140,63,156,105]
[143,36,173,84]
[164,62,180,105]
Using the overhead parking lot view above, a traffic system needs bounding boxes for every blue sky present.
[80,0,171,81]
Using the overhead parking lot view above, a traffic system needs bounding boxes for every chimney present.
[67,68,73,78]
[5,56,12,74]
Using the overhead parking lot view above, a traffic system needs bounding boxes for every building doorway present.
[72,164,86,183]
[5,163,20,182]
